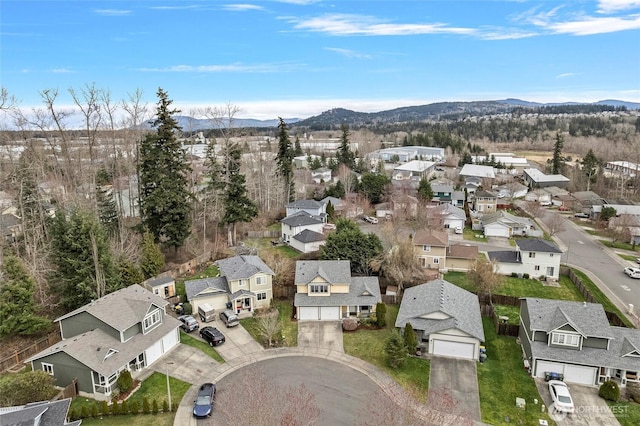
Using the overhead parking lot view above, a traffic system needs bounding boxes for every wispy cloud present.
[137,62,302,73]
[597,0,640,14]
[93,9,132,16]
[324,47,372,59]
[51,68,74,73]
[149,5,199,10]
[222,4,265,12]
[289,14,476,36]
[556,73,577,79]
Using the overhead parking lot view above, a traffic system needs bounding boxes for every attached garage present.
[432,339,476,360]
[483,224,510,238]
[298,306,340,321]
[162,329,179,353]
[320,306,340,320]
[534,360,597,386]
[145,340,163,366]
[299,307,319,321]
[191,295,228,318]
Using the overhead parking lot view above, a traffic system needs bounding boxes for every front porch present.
[341,304,375,319]
[599,366,640,388]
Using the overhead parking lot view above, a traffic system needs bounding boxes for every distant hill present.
[146,116,300,131]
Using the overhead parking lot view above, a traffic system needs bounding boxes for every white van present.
[198,303,216,322]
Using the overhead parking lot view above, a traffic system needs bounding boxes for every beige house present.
[413,229,449,270]
[143,275,176,300]
[473,190,497,213]
[446,244,478,272]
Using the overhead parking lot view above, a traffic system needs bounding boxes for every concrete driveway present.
[428,356,481,422]
[535,379,620,425]
[203,317,264,361]
[297,321,344,353]
[150,344,218,385]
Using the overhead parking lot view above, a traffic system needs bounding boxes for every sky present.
[2,0,640,121]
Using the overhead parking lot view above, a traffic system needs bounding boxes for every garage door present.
[145,340,163,366]
[320,306,340,320]
[535,361,597,386]
[299,307,319,321]
[162,329,179,353]
[432,339,475,360]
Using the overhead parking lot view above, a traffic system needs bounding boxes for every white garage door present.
[432,339,475,360]
[320,306,340,321]
[162,329,179,353]
[299,307,319,321]
[145,340,163,366]
[535,361,597,386]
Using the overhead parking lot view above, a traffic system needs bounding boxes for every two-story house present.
[520,298,640,387]
[488,238,563,279]
[473,190,497,213]
[311,167,332,184]
[413,229,449,270]
[294,260,381,321]
[280,211,325,244]
[185,255,275,317]
[285,199,327,219]
[26,285,181,400]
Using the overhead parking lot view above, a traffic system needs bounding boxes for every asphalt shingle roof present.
[516,238,562,254]
[487,250,522,264]
[286,199,324,209]
[294,260,352,286]
[294,276,381,307]
[395,279,485,341]
[448,244,478,259]
[185,276,229,300]
[0,399,79,426]
[215,255,275,280]
[523,298,613,338]
[413,229,448,246]
[293,229,326,243]
[146,275,174,287]
[280,211,324,227]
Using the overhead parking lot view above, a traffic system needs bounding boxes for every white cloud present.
[149,5,199,10]
[324,47,372,59]
[556,73,577,79]
[546,14,640,35]
[597,0,640,14]
[137,62,303,73]
[93,9,132,16]
[222,4,265,12]
[51,68,74,73]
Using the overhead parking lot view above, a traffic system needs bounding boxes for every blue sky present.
[2,0,640,120]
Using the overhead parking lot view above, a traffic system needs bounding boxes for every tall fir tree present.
[275,117,295,202]
[336,124,355,169]
[581,149,600,191]
[139,88,193,250]
[552,131,565,175]
[95,167,120,237]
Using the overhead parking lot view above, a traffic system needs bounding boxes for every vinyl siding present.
[60,312,119,341]
[32,352,93,394]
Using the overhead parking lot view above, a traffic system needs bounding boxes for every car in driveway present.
[178,315,199,333]
[363,216,378,224]
[193,382,216,418]
[574,212,590,218]
[199,326,225,346]
[548,380,575,414]
[624,266,640,279]
[219,310,240,327]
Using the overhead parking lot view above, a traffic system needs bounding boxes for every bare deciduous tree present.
[256,308,281,347]
[469,258,503,304]
[545,212,566,237]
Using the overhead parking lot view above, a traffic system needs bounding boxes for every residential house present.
[487,238,563,280]
[0,399,80,426]
[311,167,332,184]
[524,188,551,205]
[431,183,454,204]
[26,285,181,400]
[294,260,381,321]
[392,160,436,182]
[446,244,479,272]
[493,182,529,200]
[460,164,496,180]
[290,229,326,253]
[142,275,176,300]
[464,176,482,194]
[520,298,640,387]
[451,191,466,207]
[523,168,570,189]
[392,194,419,219]
[481,211,542,238]
[473,190,497,214]
[413,229,448,271]
[285,199,327,219]
[395,280,485,360]
[434,204,466,231]
[0,212,21,244]
[572,191,605,215]
[280,211,325,244]
[185,255,275,316]
[321,196,363,219]
[374,202,394,219]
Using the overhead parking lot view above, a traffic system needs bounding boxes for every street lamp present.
[166,361,174,412]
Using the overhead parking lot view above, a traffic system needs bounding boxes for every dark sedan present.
[193,382,216,418]
[199,326,225,346]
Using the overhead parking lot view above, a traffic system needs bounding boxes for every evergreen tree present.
[417,178,434,202]
[294,136,303,156]
[0,255,51,336]
[275,117,295,202]
[403,323,417,353]
[117,258,144,287]
[49,208,120,310]
[552,132,565,175]
[95,167,120,236]
[221,142,258,245]
[384,330,408,368]
[358,172,390,204]
[459,151,473,166]
[140,230,165,278]
[581,149,600,191]
[320,219,383,275]
[139,88,193,250]
[336,124,355,169]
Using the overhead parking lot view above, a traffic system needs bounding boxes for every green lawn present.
[179,331,225,362]
[240,300,298,347]
[600,240,639,252]
[619,254,639,262]
[463,228,487,242]
[343,305,430,400]
[493,305,520,325]
[176,263,220,301]
[444,271,584,301]
[276,245,301,258]
[607,400,640,426]
[477,318,555,425]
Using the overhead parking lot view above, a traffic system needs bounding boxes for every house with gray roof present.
[26,285,180,401]
[142,275,176,299]
[520,298,640,387]
[488,238,563,279]
[294,260,381,321]
[0,398,80,426]
[290,229,326,254]
[434,203,467,231]
[185,255,275,317]
[395,279,485,361]
[280,211,325,244]
[481,210,542,238]
[285,199,327,219]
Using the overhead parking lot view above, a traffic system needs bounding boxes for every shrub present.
[69,407,80,421]
[342,318,358,331]
[117,370,134,393]
[384,330,407,368]
[523,273,530,279]
[163,400,169,413]
[511,272,518,277]
[130,400,139,414]
[111,401,120,415]
[152,399,159,414]
[100,401,109,415]
[142,397,150,414]
[403,323,417,353]
[599,380,620,402]
[121,399,129,415]
[182,302,193,315]
[83,405,91,419]
[376,303,387,327]
[90,403,98,418]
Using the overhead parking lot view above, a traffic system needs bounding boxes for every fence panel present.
[0,331,62,373]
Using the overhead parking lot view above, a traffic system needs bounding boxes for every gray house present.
[520,298,640,387]
[26,285,181,401]
[280,211,325,244]
[0,398,80,426]
[395,280,485,361]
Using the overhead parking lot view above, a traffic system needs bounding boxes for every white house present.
[392,160,436,181]
[290,229,326,253]
[285,199,327,219]
[311,167,332,184]
[280,211,325,244]
[434,204,466,230]
[488,238,563,279]
[481,211,542,238]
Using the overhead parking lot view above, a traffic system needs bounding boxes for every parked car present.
[636,257,640,265]
[548,380,575,414]
[454,226,463,234]
[558,206,570,212]
[574,212,590,218]
[219,310,240,327]
[193,383,216,418]
[364,216,378,224]
[624,267,640,279]
[199,326,225,346]
[178,315,199,333]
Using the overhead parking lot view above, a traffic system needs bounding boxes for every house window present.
[256,276,266,285]
[551,332,580,347]
[143,309,162,333]
[535,265,540,271]
[257,292,267,301]
[423,245,431,252]
[433,258,439,264]
[550,253,554,257]
[42,363,54,375]
[154,289,159,295]
[529,252,536,258]
[310,284,328,294]
[239,279,249,287]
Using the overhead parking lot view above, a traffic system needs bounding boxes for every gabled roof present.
[516,238,562,254]
[294,260,351,286]
[448,244,478,259]
[294,276,381,307]
[185,276,230,300]
[522,298,613,339]
[432,184,454,193]
[146,275,174,287]
[321,196,343,207]
[395,280,484,341]
[413,229,448,247]
[0,398,80,426]
[215,255,275,280]
[286,199,325,209]
[435,203,466,220]
[292,229,326,243]
[487,250,521,264]
[55,284,168,332]
[280,211,324,227]
[475,190,497,199]
[482,211,534,227]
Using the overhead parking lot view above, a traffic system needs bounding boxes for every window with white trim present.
[433,258,439,264]
[257,292,267,301]
[422,245,431,252]
[529,252,536,258]
[256,276,266,285]
[535,265,540,271]
[42,363,54,375]
[309,284,328,294]
[143,309,162,332]
[551,332,580,347]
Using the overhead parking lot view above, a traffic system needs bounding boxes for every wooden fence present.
[246,230,280,239]
[481,303,520,337]
[0,330,62,373]
[53,378,78,400]
[273,285,297,299]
